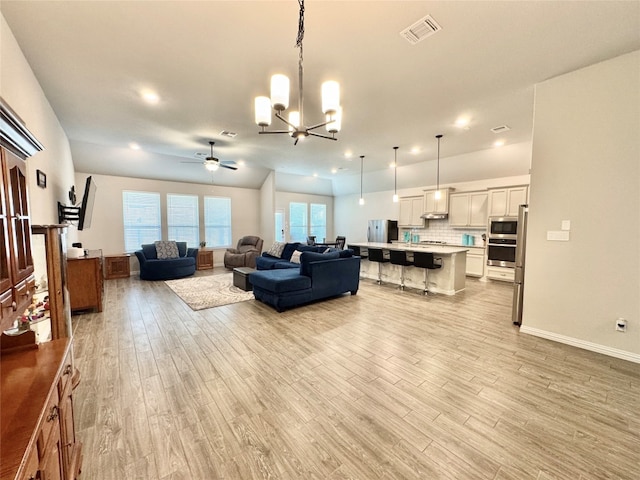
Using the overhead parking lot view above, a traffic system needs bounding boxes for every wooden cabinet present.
[424,188,451,216]
[67,253,103,312]
[449,191,488,227]
[465,247,486,277]
[104,254,131,279]
[0,148,36,343]
[398,196,424,226]
[197,249,214,270]
[1,340,82,480]
[488,186,528,217]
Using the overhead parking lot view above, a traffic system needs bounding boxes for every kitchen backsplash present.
[400,219,487,246]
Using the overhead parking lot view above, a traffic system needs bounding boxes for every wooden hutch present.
[0,100,82,480]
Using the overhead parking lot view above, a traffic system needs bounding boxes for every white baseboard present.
[520,325,640,364]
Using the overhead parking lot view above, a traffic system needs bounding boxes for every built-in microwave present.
[488,216,518,238]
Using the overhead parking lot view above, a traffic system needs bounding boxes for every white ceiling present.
[2,1,639,194]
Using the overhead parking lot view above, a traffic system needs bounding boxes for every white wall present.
[260,171,276,248]
[332,141,532,197]
[0,14,76,231]
[1,13,77,286]
[74,173,260,268]
[522,51,639,361]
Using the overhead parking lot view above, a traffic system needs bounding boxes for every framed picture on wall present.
[36,169,46,188]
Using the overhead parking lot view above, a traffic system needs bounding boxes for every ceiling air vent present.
[400,15,442,45]
[491,125,511,133]
[220,130,237,138]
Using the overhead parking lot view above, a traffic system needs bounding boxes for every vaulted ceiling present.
[2,1,639,194]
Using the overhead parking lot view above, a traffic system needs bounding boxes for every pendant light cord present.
[436,134,443,191]
[360,155,364,198]
[393,146,398,195]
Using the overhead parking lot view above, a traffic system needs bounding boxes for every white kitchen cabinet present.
[488,186,528,217]
[486,265,515,282]
[424,188,451,215]
[449,191,488,227]
[465,247,485,277]
[398,196,424,226]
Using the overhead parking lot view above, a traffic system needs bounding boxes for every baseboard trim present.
[520,325,640,364]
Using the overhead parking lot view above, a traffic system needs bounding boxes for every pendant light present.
[434,134,443,200]
[392,146,399,202]
[359,155,365,205]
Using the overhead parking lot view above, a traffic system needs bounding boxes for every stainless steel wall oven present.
[487,216,518,267]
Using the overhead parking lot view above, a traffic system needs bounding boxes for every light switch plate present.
[547,230,570,241]
[561,220,571,231]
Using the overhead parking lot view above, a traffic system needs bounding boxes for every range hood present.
[421,212,448,220]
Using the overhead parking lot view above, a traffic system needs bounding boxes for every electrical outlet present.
[615,318,627,332]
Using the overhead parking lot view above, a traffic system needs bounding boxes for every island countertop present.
[349,242,469,255]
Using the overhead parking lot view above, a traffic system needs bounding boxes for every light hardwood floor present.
[72,272,640,479]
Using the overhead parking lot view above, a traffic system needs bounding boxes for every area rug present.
[164,273,254,310]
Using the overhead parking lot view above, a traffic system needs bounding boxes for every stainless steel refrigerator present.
[367,220,398,243]
[512,204,528,325]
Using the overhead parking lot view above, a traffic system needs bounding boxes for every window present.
[289,202,327,242]
[167,194,199,247]
[204,196,232,247]
[310,203,327,242]
[122,191,161,252]
[289,202,308,242]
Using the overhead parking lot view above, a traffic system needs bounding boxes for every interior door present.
[274,209,284,242]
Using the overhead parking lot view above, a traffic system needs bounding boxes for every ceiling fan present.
[183,141,237,171]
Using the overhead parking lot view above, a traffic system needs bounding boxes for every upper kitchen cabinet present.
[424,188,452,217]
[449,191,488,227]
[399,196,424,227]
[488,186,528,217]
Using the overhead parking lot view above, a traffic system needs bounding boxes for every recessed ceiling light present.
[344,151,353,159]
[313,173,318,177]
[455,117,470,129]
[411,147,420,154]
[237,160,246,166]
[331,168,337,174]
[494,140,505,147]
[389,162,396,169]
[129,142,141,150]
[140,89,160,105]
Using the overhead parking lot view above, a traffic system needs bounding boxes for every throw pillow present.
[290,250,302,264]
[281,242,300,260]
[266,241,286,258]
[155,240,179,259]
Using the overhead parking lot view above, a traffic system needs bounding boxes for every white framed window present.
[204,196,232,247]
[289,202,308,242]
[310,203,327,242]
[167,194,199,247]
[122,191,161,253]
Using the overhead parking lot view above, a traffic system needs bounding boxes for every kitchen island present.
[349,242,468,295]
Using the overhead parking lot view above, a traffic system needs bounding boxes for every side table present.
[197,249,214,270]
[104,254,131,279]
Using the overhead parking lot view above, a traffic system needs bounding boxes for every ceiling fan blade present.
[180,161,204,164]
[220,164,238,171]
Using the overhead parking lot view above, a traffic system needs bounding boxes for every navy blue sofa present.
[134,242,198,280]
[249,250,360,312]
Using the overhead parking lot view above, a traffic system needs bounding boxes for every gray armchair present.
[224,236,264,269]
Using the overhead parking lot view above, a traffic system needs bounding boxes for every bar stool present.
[389,250,413,290]
[367,248,389,284]
[412,251,442,295]
[349,245,368,259]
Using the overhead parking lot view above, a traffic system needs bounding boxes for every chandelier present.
[254,0,342,145]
